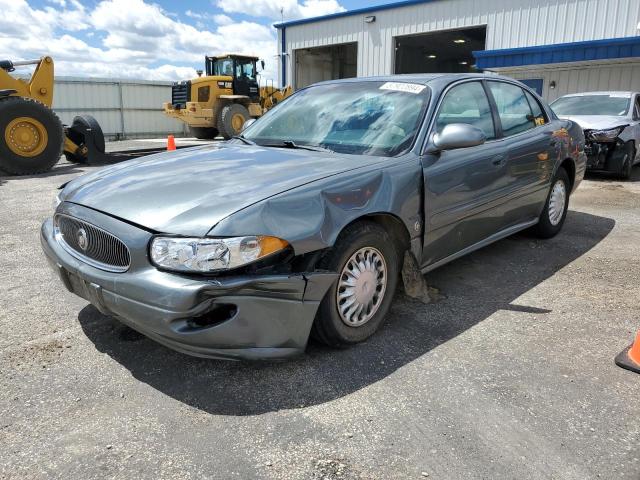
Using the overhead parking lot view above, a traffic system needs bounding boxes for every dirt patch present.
[3,338,71,369]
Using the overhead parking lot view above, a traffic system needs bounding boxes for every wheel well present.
[559,158,576,191]
[347,213,411,251]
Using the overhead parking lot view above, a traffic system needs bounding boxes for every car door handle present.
[492,155,506,166]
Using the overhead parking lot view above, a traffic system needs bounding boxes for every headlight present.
[587,126,625,142]
[150,236,289,273]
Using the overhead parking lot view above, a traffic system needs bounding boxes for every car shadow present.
[78,210,615,416]
[585,166,640,182]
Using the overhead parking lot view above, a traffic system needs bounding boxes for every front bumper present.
[584,139,626,173]
[40,206,336,360]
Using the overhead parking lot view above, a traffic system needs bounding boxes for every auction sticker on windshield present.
[380,82,426,94]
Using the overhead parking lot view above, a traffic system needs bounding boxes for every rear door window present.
[525,91,547,126]
[488,82,537,137]
[434,81,496,140]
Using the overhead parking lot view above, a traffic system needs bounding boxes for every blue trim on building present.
[474,36,640,69]
[274,0,440,29]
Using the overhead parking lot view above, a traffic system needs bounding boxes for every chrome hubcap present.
[336,247,387,327]
[548,180,566,226]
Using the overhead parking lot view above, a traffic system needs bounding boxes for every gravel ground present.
[1,151,640,479]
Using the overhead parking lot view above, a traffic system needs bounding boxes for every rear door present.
[485,81,558,226]
[421,80,508,266]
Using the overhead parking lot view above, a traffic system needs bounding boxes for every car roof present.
[313,73,515,87]
[558,91,636,97]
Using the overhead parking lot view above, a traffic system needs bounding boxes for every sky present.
[1,0,390,83]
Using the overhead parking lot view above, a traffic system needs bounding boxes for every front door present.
[421,80,508,267]
[233,59,259,100]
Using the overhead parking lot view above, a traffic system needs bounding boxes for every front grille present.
[54,214,131,272]
[171,81,191,109]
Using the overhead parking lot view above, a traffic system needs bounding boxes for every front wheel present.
[311,222,399,347]
[620,141,635,180]
[218,104,250,140]
[532,167,570,239]
[0,96,63,175]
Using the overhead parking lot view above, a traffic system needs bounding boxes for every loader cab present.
[205,55,259,100]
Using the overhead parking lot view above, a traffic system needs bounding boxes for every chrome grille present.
[54,214,131,272]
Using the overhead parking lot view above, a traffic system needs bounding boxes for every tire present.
[311,221,400,347]
[69,115,105,153]
[63,152,85,164]
[0,96,63,175]
[619,141,635,180]
[189,126,218,140]
[532,167,570,239]
[218,103,250,140]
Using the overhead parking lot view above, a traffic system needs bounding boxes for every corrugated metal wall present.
[503,61,640,101]
[280,0,640,85]
[53,77,186,139]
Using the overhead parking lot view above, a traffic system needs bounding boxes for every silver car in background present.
[551,91,640,179]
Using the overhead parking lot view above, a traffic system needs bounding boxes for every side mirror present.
[242,118,256,131]
[432,123,486,151]
[260,60,265,71]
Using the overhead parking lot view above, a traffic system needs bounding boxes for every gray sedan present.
[41,74,586,360]
[551,91,640,178]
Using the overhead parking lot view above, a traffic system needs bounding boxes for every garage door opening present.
[294,43,357,90]
[394,27,486,74]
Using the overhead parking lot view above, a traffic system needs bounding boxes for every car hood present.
[62,143,380,236]
[557,115,629,131]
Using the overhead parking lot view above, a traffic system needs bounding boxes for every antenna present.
[280,7,284,24]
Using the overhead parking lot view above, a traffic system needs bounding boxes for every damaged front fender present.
[208,156,425,258]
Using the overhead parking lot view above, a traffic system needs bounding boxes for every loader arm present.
[0,56,54,107]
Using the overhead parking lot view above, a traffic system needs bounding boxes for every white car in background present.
[551,91,640,179]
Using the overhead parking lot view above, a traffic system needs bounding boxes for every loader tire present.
[0,96,63,175]
[63,152,85,164]
[218,104,250,140]
[189,126,218,140]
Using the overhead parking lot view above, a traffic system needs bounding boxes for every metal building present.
[276,0,640,101]
[53,77,186,140]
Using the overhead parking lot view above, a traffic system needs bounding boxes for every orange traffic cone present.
[167,135,176,151]
[615,331,640,374]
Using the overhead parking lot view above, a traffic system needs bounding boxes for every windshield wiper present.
[231,135,256,145]
[262,140,332,153]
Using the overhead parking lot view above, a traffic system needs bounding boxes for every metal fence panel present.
[52,77,186,139]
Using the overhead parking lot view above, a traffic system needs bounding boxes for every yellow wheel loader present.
[0,56,165,175]
[163,54,293,139]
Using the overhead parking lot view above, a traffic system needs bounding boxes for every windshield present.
[212,58,234,77]
[551,94,630,116]
[242,81,430,157]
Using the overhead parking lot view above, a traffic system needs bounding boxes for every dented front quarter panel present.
[208,155,425,259]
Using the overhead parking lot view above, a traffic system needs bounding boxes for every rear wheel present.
[532,167,570,239]
[620,141,635,180]
[311,222,399,347]
[218,104,250,140]
[189,126,218,140]
[0,96,63,175]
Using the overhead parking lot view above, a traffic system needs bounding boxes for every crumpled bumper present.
[40,215,336,360]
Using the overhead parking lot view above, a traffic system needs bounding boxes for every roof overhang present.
[274,0,440,29]
[473,36,640,69]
